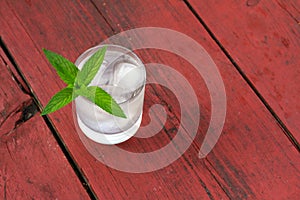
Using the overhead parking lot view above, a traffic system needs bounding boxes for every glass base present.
[77,113,142,145]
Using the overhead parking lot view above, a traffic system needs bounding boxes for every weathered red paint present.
[0,51,89,199]
[0,0,299,199]
[188,0,300,142]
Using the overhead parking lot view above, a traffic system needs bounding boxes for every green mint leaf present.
[41,47,126,118]
[76,86,126,118]
[41,87,76,115]
[76,47,106,86]
[43,49,79,85]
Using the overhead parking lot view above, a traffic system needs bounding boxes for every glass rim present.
[74,44,146,106]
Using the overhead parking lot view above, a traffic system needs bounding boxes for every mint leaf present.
[41,46,127,119]
[76,47,107,86]
[76,86,126,118]
[41,87,76,115]
[43,49,79,85]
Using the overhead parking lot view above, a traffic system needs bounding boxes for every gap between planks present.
[183,0,300,152]
[0,37,98,200]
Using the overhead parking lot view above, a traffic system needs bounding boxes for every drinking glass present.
[74,44,146,144]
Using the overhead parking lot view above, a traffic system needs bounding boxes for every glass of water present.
[74,44,146,145]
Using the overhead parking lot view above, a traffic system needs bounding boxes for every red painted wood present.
[0,116,89,199]
[0,116,88,199]
[0,49,31,135]
[187,0,300,142]
[1,0,299,199]
[0,1,228,199]
[0,51,89,198]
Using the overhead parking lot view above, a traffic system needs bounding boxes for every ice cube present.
[113,62,145,91]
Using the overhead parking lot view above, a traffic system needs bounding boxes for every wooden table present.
[0,0,299,199]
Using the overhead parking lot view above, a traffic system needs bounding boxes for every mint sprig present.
[41,47,126,118]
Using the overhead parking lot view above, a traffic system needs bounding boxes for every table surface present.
[0,0,299,199]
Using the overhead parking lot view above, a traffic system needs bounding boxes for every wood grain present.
[0,49,89,199]
[0,48,31,136]
[0,115,90,199]
[187,0,300,142]
[0,0,299,199]
[0,1,228,199]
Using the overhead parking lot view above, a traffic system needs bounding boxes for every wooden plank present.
[0,1,229,199]
[0,115,90,199]
[1,0,299,199]
[0,48,31,135]
[186,0,300,142]
[88,1,300,199]
[0,50,89,198]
